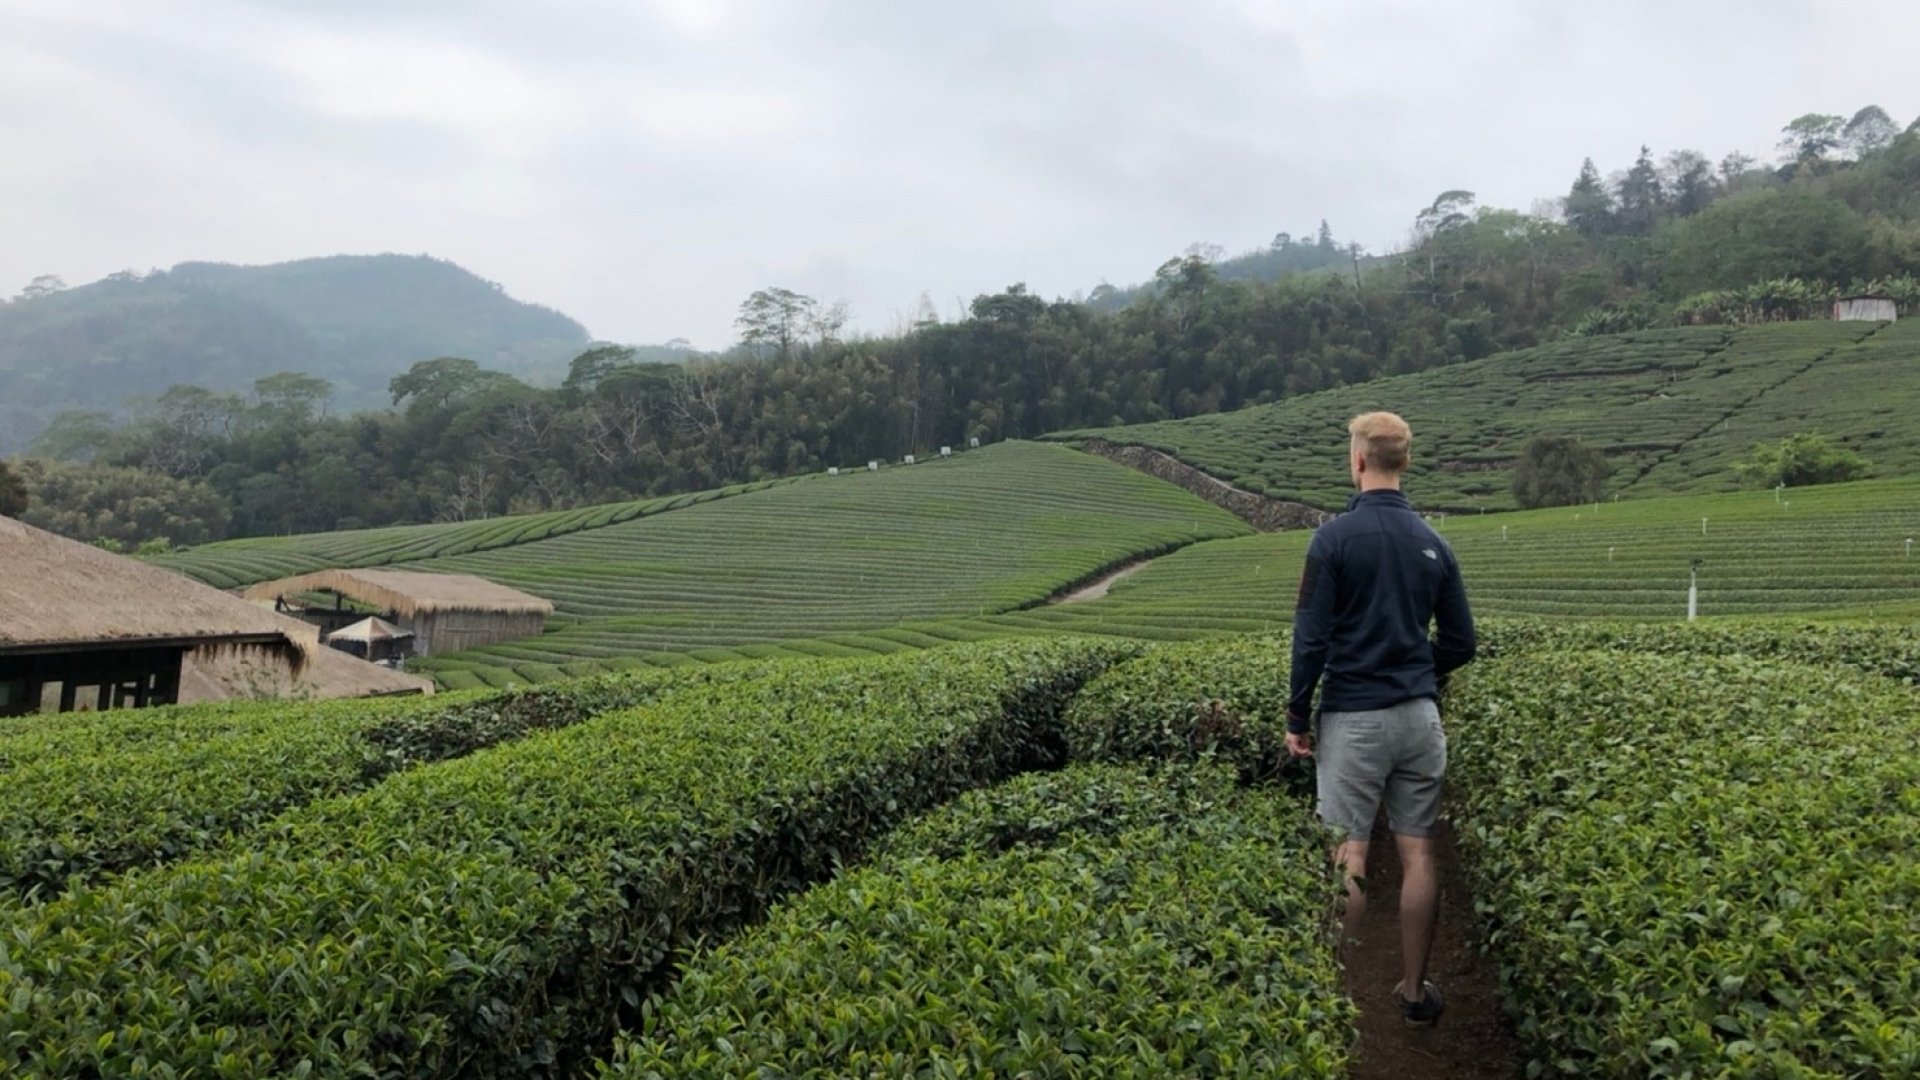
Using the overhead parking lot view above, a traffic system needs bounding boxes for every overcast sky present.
[3,1,1916,349]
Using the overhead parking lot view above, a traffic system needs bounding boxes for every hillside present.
[415,471,1920,686]
[0,254,589,451]
[1049,319,1919,511]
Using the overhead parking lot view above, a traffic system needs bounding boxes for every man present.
[1285,411,1476,1027]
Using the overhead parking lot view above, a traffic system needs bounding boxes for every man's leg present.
[1394,831,1439,996]
[1315,710,1387,953]
[1335,837,1370,950]
[1382,697,1448,1018]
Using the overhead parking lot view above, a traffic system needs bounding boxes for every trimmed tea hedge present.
[0,638,1135,1078]
[0,666,765,900]
[1064,635,1294,781]
[1478,618,1920,687]
[605,763,1351,1078]
[1448,650,1920,1078]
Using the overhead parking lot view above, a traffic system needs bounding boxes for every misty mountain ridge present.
[0,254,594,451]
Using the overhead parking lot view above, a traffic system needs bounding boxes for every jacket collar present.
[1346,489,1411,512]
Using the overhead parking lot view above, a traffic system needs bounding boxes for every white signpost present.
[904,454,915,465]
[828,467,839,476]
[941,446,952,457]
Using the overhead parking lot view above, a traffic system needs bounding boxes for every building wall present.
[405,610,549,656]
[1834,298,1897,321]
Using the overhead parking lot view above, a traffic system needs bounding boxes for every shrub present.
[0,639,1135,1078]
[1063,635,1296,782]
[1448,650,1920,1077]
[605,764,1351,1078]
[1510,435,1612,508]
[1737,432,1869,487]
[0,665,766,900]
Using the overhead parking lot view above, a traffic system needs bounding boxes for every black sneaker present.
[1396,981,1444,1027]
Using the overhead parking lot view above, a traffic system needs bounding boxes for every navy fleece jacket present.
[1287,489,1476,734]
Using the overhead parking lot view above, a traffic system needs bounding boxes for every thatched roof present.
[327,616,412,644]
[242,568,553,619]
[180,607,432,702]
[0,516,300,654]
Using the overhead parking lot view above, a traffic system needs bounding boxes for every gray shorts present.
[1316,698,1447,840]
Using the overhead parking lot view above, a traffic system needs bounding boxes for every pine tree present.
[1565,158,1614,239]
[1614,145,1666,236]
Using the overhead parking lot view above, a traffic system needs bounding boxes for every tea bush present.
[606,763,1351,1078]
[0,638,1134,1077]
[1448,650,1920,1077]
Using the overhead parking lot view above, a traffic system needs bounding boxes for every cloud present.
[2,0,1916,352]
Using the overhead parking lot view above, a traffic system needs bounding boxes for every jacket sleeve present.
[1288,531,1337,734]
[1431,547,1476,679]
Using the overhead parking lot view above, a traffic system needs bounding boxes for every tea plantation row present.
[593,635,1915,1078]
[0,666,768,901]
[421,476,1920,687]
[3,630,1914,1076]
[0,639,1136,1076]
[1047,319,1916,510]
[149,479,797,590]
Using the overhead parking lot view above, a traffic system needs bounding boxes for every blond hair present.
[1348,411,1412,474]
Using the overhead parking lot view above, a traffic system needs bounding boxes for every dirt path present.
[1343,819,1520,1080]
[1051,559,1153,604]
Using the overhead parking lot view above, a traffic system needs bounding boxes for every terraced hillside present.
[150,479,796,589]
[1018,473,1920,627]
[1048,319,1914,511]
[420,474,1919,687]
[355,443,1247,684]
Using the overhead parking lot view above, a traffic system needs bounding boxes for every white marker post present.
[1702,517,1709,536]
[1609,546,1616,562]
[1501,525,1508,541]
[1775,483,1785,504]
[1688,560,1700,622]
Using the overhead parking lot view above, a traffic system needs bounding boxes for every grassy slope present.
[1046,320,1913,511]
[424,472,1920,689]
[148,479,797,589]
[393,443,1247,684]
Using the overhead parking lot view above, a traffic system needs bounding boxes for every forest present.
[7,107,1918,547]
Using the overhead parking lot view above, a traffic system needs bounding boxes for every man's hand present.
[1285,730,1313,758]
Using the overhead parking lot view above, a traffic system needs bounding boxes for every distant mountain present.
[0,254,592,451]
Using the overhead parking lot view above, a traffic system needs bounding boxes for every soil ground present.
[1341,818,1521,1080]
[1051,559,1153,603]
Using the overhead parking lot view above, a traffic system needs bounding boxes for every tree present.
[1511,435,1611,508]
[1737,433,1869,488]
[1415,190,1477,239]
[1659,190,1872,296]
[1779,113,1845,164]
[12,459,230,546]
[15,274,66,301]
[0,461,27,516]
[251,372,333,424]
[1614,145,1666,236]
[1316,219,1335,251]
[1719,151,1759,192]
[1663,150,1717,216]
[1565,158,1614,238]
[1842,105,1898,158]
[735,287,817,357]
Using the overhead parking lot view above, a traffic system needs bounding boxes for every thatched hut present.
[1,517,428,716]
[243,568,553,656]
